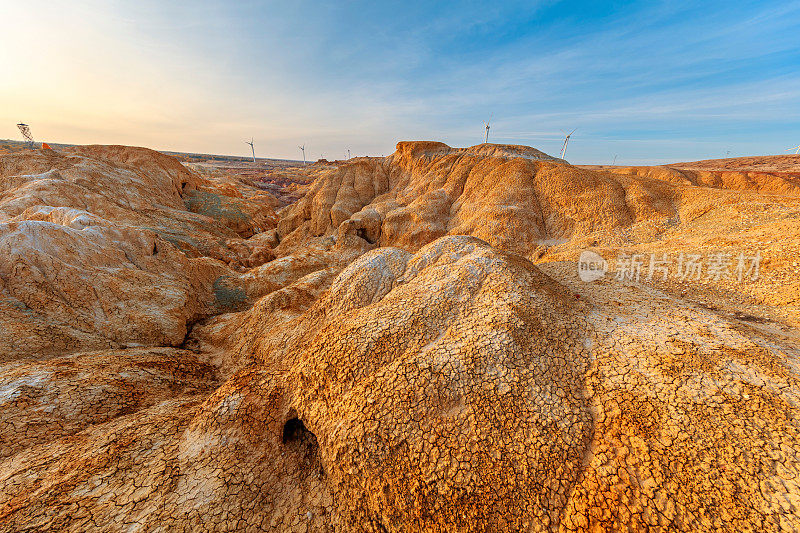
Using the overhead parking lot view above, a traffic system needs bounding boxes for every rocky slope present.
[1,142,798,531]
[0,146,277,359]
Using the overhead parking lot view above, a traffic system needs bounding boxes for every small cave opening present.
[152,242,158,255]
[282,417,307,444]
[282,416,325,479]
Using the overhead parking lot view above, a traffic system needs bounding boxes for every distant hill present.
[0,139,302,165]
[582,154,800,174]
[671,154,800,173]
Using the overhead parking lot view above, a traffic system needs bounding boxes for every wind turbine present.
[347,149,351,160]
[299,144,306,165]
[787,145,800,155]
[245,138,255,163]
[612,154,619,165]
[16,123,34,148]
[483,115,492,143]
[560,129,575,160]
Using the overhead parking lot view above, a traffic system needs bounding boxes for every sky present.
[1,0,800,164]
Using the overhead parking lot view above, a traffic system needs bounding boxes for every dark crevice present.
[355,228,375,244]
[177,319,202,353]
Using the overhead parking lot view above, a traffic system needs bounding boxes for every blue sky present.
[2,0,800,163]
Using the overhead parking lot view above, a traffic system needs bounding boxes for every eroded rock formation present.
[277,141,679,255]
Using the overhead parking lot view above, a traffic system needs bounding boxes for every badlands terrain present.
[1,141,799,531]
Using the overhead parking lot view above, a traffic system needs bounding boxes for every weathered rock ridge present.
[277,142,692,258]
[0,146,277,358]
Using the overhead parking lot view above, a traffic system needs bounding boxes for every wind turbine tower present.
[299,144,306,165]
[483,116,492,143]
[788,145,800,155]
[245,138,255,163]
[17,123,34,148]
[560,129,575,160]
[347,149,351,160]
